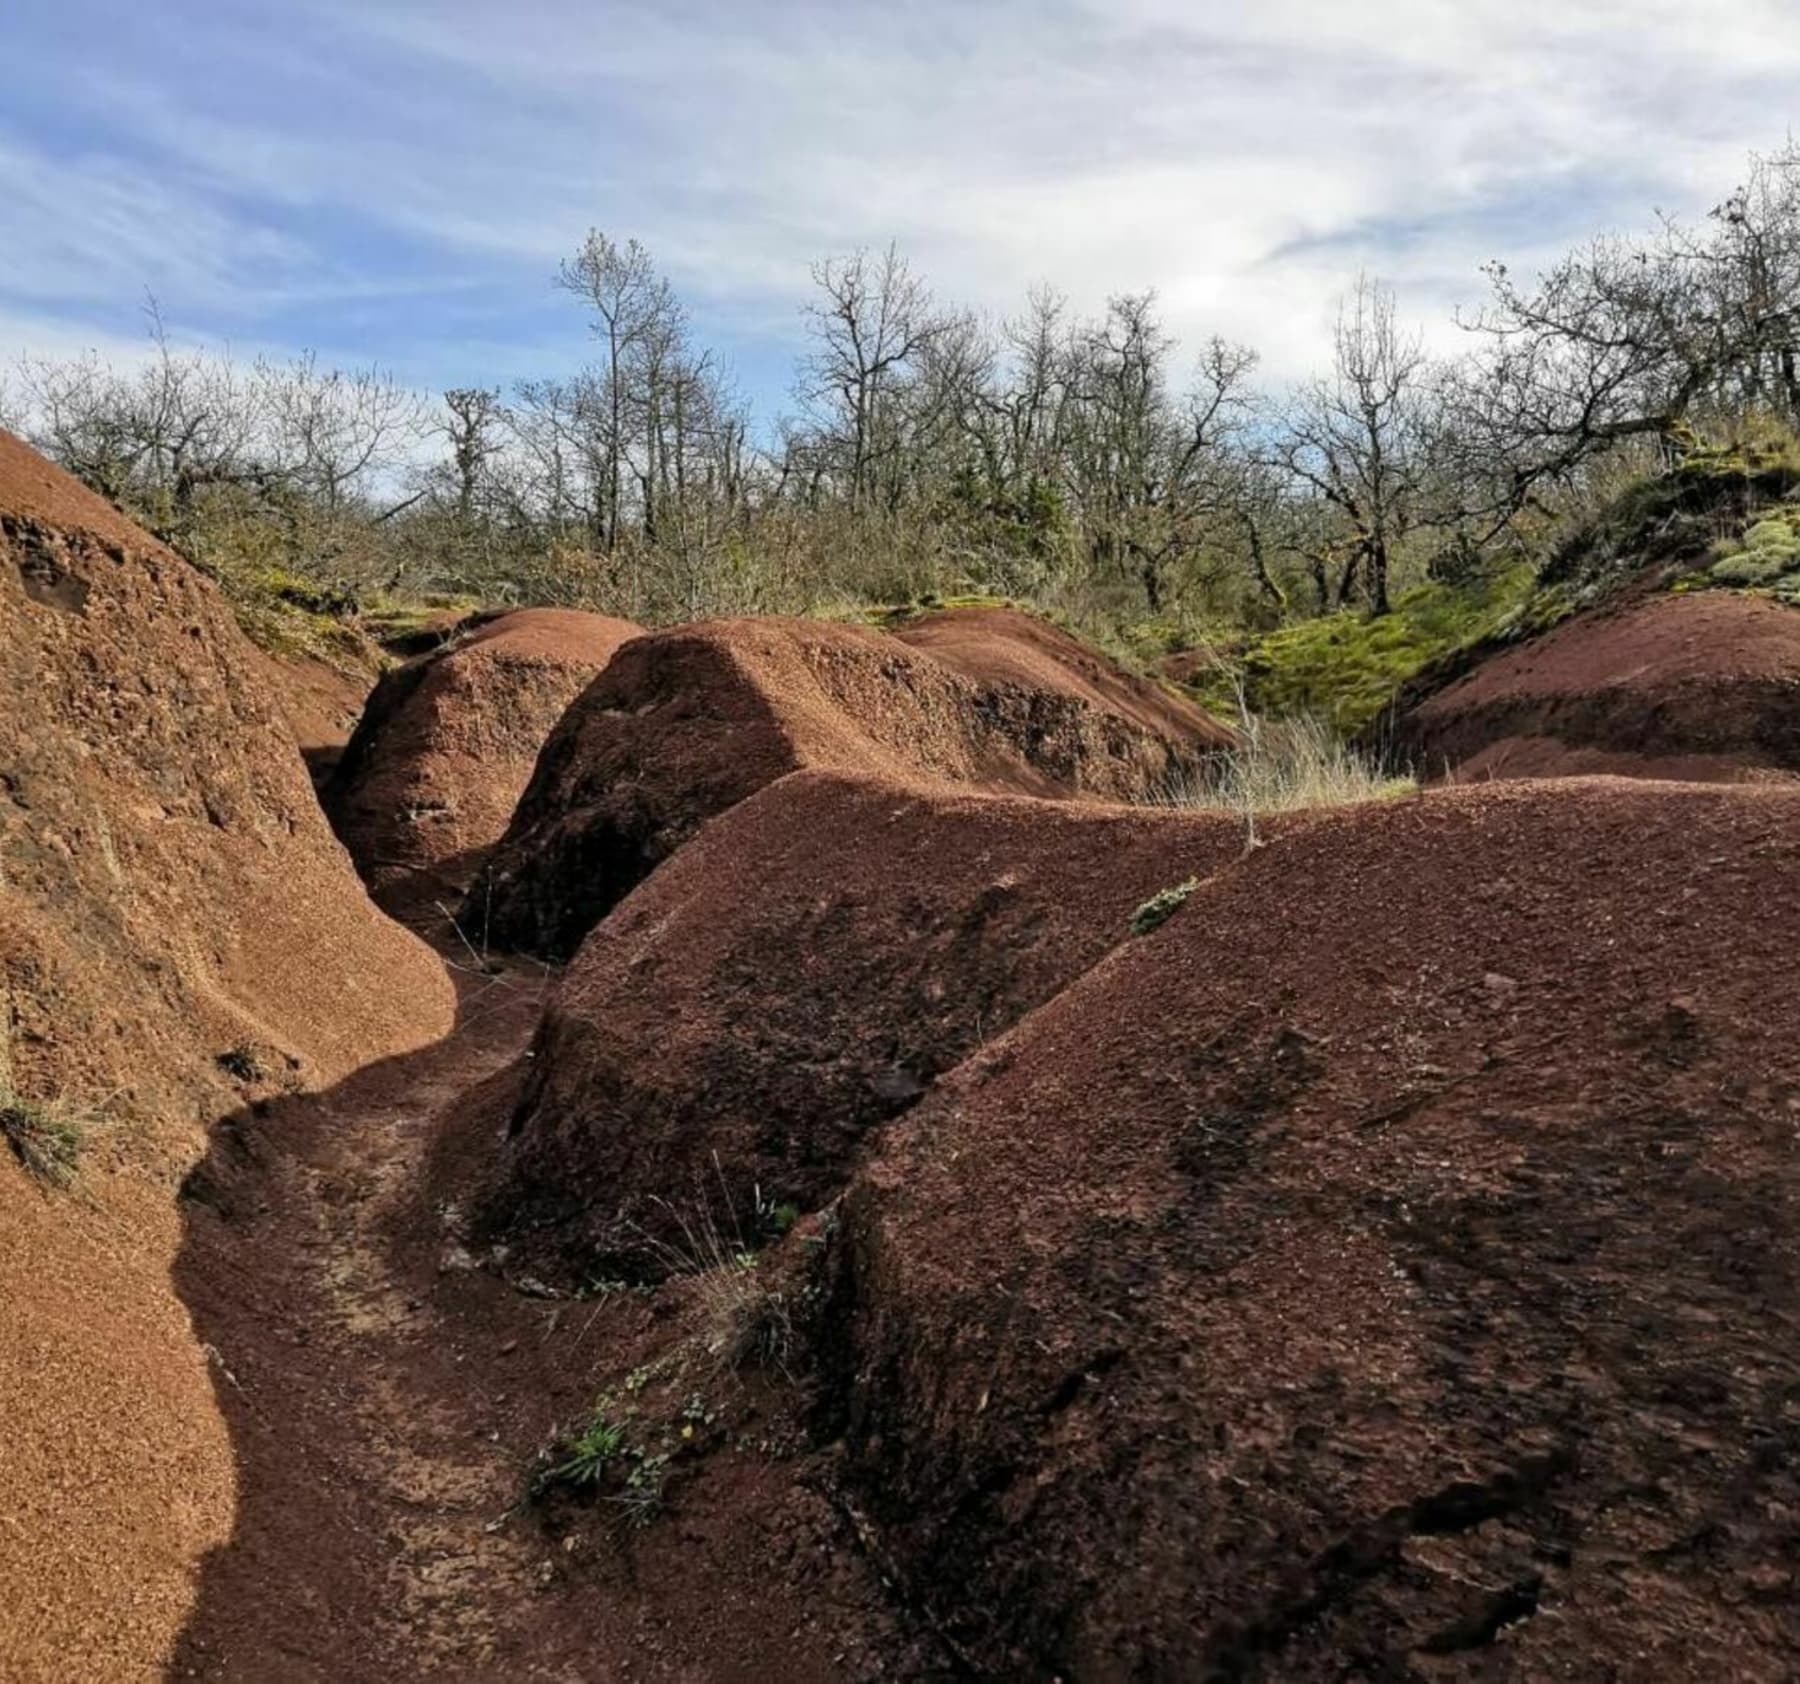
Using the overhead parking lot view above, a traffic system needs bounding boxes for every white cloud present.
[6,0,1799,401]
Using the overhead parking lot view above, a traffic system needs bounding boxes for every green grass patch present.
[1191,570,1534,736]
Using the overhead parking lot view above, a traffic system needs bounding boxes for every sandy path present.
[167,950,896,1683]
[169,958,585,1680]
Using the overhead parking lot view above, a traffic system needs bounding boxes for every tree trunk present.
[1309,555,1329,614]
[1139,550,1162,613]
[1246,520,1287,612]
[1367,537,1391,617]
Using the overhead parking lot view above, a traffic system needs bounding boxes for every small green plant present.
[529,1389,710,1528]
[534,1410,627,1495]
[767,1202,801,1237]
[614,1451,671,1529]
[1,1089,89,1189]
[1130,878,1198,937]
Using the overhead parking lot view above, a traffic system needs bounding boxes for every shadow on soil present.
[164,954,574,1681]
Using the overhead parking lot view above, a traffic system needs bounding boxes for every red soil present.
[19,416,1800,1679]
[488,769,1254,1277]
[830,777,1800,1677]
[168,958,912,1682]
[0,428,453,1680]
[892,604,1223,744]
[1399,591,1800,781]
[1453,735,1799,784]
[249,646,379,790]
[327,607,641,923]
[471,614,1231,958]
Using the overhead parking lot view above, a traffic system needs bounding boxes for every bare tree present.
[1461,144,1800,499]
[1058,294,1257,610]
[443,387,503,526]
[559,231,676,550]
[1276,277,1435,615]
[799,244,944,510]
[260,353,423,516]
[18,303,257,528]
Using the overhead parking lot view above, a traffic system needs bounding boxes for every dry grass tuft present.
[1148,713,1413,821]
[635,1168,795,1373]
[0,1087,92,1190]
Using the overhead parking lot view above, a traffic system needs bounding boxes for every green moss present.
[1130,877,1199,937]
[1679,413,1800,478]
[1193,570,1534,736]
[1119,614,1200,661]
[357,593,482,649]
[1548,425,1800,597]
[1710,552,1793,586]
[1705,507,1800,589]
[852,591,1019,628]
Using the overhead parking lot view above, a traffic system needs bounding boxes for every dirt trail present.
[171,949,884,1682]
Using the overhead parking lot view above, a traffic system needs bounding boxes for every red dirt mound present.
[1397,591,1800,781]
[469,615,1232,959]
[892,604,1222,744]
[327,607,641,920]
[827,778,1800,1677]
[250,645,379,791]
[0,427,454,1680]
[482,769,1252,1277]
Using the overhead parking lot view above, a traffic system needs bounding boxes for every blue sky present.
[4,0,1798,421]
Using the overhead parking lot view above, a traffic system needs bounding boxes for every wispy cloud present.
[4,0,1797,405]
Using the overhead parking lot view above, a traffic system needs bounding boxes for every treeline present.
[9,143,1800,643]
